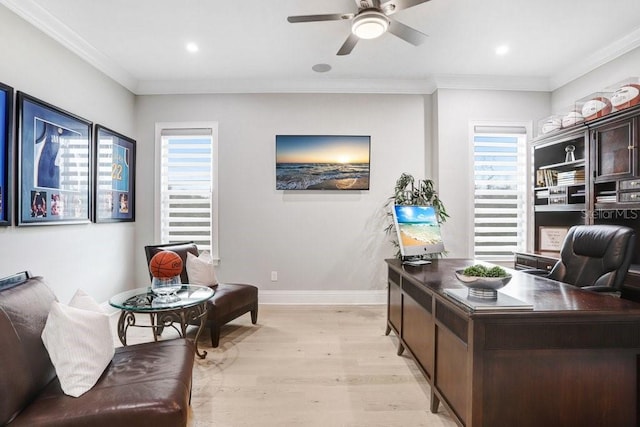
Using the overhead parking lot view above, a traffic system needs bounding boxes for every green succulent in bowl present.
[462,265,508,278]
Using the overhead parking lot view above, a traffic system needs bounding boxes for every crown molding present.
[4,0,640,96]
[549,26,640,91]
[134,77,438,95]
[134,74,555,95]
[431,74,551,92]
[0,0,138,92]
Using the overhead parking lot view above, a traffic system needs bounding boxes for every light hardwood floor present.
[114,305,456,427]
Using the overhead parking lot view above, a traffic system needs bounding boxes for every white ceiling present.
[3,0,640,95]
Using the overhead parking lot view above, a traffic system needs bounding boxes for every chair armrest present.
[519,268,551,277]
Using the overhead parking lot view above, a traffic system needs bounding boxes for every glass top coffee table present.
[109,285,214,359]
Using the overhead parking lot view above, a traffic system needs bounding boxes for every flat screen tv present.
[275,135,370,190]
[392,205,445,259]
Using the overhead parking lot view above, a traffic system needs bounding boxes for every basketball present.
[149,250,183,278]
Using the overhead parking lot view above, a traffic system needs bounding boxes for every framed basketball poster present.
[0,82,13,226]
[93,125,135,223]
[17,92,92,225]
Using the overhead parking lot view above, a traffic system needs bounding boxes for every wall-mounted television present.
[392,205,445,259]
[275,135,370,190]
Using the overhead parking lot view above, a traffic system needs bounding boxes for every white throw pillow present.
[186,251,218,286]
[41,289,115,397]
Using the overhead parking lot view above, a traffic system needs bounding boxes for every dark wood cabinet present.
[532,128,588,253]
[532,104,640,268]
[592,116,637,181]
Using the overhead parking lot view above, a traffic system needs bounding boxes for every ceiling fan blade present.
[287,13,354,23]
[337,33,359,56]
[380,0,431,16]
[387,18,428,46]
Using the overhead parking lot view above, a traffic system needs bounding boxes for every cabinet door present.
[592,117,637,181]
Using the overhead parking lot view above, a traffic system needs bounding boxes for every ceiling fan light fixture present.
[351,11,389,39]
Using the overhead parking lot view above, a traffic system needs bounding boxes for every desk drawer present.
[620,179,640,191]
[515,253,557,271]
[619,191,640,203]
[549,195,568,204]
[515,254,537,270]
[537,258,557,271]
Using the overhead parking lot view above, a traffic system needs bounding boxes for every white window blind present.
[157,124,218,256]
[473,125,527,260]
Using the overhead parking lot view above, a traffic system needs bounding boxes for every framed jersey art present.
[93,125,135,222]
[17,92,92,226]
[0,82,13,226]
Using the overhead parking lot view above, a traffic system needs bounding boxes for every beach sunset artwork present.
[276,135,370,190]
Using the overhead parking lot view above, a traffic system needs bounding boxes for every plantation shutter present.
[159,128,214,252]
[473,125,527,260]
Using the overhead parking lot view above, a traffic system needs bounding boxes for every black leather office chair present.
[525,224,636,294]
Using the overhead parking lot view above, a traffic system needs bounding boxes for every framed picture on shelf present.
[17,92,92,226]
[539,226,569,252]
[0,82,14,226]
[93,125,135,222]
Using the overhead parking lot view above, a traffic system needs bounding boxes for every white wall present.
[0,6,136,303]
[434,89,550,258]
[551,46,640,114]
[135,94,427,297]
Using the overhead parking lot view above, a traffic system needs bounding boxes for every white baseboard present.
[257,290,386,305]
[101,290,387,312]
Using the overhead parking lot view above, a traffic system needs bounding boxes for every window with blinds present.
[157,124,218,257]
[472,125,528,260]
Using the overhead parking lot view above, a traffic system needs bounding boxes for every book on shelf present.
[596,190,616,203]
[596,196,617,203]
[556,170,585,186]
[536,169,558,187]
[557,179,585,185]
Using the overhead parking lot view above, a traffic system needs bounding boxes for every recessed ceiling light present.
[495,45,509,56]
[312,63,332,73]
[186,42,199,53]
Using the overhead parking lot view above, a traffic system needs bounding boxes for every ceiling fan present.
[287,0,431,56]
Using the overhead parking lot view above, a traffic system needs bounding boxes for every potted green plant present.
[385,173,448,258]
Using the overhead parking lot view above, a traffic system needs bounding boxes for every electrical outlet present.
[271,271,278,281]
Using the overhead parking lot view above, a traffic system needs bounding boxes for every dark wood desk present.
[386,258,640,427]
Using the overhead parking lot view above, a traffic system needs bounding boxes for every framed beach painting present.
[17,92,92,225]
[0,82,13,226]
[93,125,136,223]
[275,135,370,190]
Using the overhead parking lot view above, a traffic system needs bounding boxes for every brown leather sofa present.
[0,272,195,426]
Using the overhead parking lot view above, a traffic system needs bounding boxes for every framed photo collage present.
[0,85,135,226]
